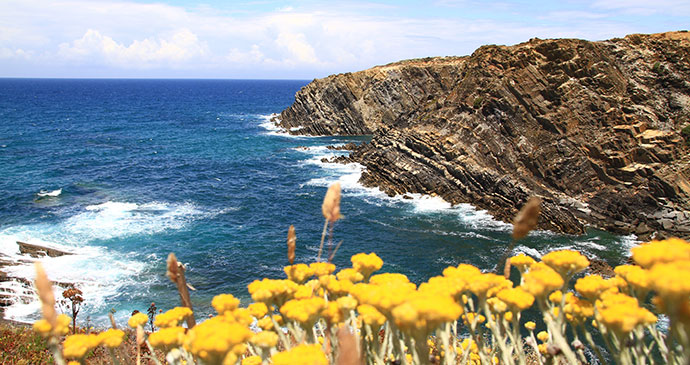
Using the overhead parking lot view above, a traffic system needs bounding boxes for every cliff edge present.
[280,32,690,238]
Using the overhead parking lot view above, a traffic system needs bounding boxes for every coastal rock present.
[281,32,690,238]
[17,241,73,258]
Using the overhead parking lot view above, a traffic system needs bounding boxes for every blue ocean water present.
[0,79,636,324]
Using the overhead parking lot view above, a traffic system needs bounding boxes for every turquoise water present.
[0,79,636,324]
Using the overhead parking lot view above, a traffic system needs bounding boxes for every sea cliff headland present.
[279,31,690,239]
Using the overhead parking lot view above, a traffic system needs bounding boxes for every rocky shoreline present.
[0,242,74,319]
[280,32,690,239]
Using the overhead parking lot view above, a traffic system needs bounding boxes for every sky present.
[1,0,688,79]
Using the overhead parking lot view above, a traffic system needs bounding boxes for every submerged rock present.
[281,32,690,238]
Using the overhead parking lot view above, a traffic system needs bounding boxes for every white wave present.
[514,245,542,258]
[37,188,62,197]
[617,234,640,255]
[576,240,607,251]
[0,200,211,323]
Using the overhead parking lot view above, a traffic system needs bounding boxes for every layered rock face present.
[280,32,690,238]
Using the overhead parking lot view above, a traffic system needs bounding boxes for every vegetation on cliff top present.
[16,184,690,364]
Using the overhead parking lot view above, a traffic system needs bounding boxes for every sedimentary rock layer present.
[280,32,690,238]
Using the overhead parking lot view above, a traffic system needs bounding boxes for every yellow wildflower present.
[242,355,262,365]
[322,301,345,324]
[575,274,616,300]
[648,260,690,299]
[351,252,384,279]
[97,329,124,348]
[257,316,274,330]
[336,296,358,311]
[614,265,650,292]
[309,262,336,277]
[595,291,656,334]
[357,304,386,327]
[284,264,314,284]
[462,313,486,326]
[467,273,512,299]
[496,287,535,312]
[222,308,254,326]
[294,284,315,299]
[631,238,690,268]
[524,321,536,331]
[213,294,240,314]
[34,314,70,337]
[248,278,299,307]
[280,297,327,327]
[184,317,252,363]
[155,307,193,328]
[149,327,186,349]
[536,331,549,342]
[248,302,268,318]
[128,312,149,328]
[63,334,100,359]
[522,263,563,297]
[251,331,279,348]
[337,268,364,283]
[271,344,328,365]
[541,250,589,277]
[486,297,508,313]
[510,254,536,271]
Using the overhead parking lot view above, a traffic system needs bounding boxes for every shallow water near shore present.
[0,79,636,325]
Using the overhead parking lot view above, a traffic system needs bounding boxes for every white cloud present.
[56,29,207,68]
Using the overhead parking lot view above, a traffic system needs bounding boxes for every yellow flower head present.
[349,279,416,315]
[632,238,690,268]
[184,317,252,362]
[97,329,125,348]
[541,250,589,277]
[309,262,336,277]
[648,260,690,298]
[510,254,536,271]
[63,334,100,359]
[595,291,656,334]
[574,274,616,300]
[419,275,467,299]
[154,307,193,328]
[250,330,279,348]
[614,265,650,292]
[242,355,262,365]
[467,273,512,299]
[391,292,463,336]
[248,278,299,307]
[213,294,241,314]
[34,314,70,337]
[280,297,327,326]
[294,284,316,299]
[284,264,314,284]
[128,312,149,328]
[497,287,535,312]
[536,331,549,342]
[443,264,482,279]
[271,344,328,365]
[248,302,268,318]
[337,268,364,283]
[149,326,186,349]
[524,321,536,331]
[351,253,384,279]
[486,297,508,313]
[336,296,358,311]
[322,301,346,324]
[357,304,386,327]
[522,263,564,297]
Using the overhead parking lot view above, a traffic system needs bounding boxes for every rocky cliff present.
[279,32,690,238]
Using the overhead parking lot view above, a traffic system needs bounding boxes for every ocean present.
[0,79,636,325]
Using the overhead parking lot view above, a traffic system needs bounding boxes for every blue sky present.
[1,0,687,79]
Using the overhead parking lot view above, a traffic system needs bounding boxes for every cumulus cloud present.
[56,29,207,68]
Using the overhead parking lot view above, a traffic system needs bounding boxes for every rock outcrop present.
[280,32,690,239]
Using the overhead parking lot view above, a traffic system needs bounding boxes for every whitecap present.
[37,188,62,197]
[0,200,215,323]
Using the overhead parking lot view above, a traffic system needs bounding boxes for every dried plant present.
[287,225,296,265]
[318,183,342,261]
[60,287,84,334]
[166,253,196,328]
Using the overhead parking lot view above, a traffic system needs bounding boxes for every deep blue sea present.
[0,79,636,324]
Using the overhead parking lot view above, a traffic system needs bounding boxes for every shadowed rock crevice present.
[280,32,690,239]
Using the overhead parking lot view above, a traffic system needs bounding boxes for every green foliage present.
[0,323,54,364]
[473,96,484,109]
